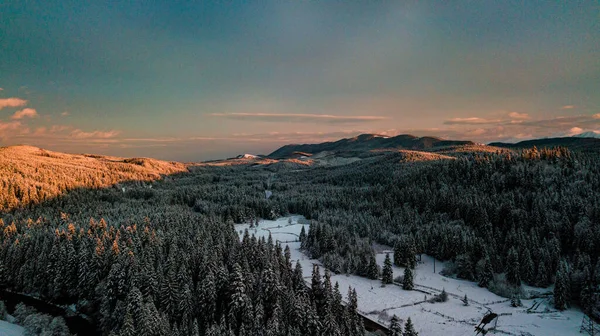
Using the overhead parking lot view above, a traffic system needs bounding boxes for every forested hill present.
[0,145,187,212]
[490,137,600,153]
[268,134,475,159]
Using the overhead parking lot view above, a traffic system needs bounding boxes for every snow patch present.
[0,320,24,336]
[236,216,585,336]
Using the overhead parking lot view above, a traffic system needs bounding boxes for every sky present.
[1,1,599,161]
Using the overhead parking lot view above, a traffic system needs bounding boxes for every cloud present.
[70,129,121,139]
[11,108,38,120]
[0,121,22,132]
[567,127,583,136]
[562,105,576,109]
[0,97,27,110]
[520,115,600,129]
[594,114,600,119]
[443,117,502,125]
[61,111,69,117]
[0,88,3,91]
[508,112,530,119]
[210,112,388,124]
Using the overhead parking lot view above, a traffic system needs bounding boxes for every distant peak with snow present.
[574,131,600,139]
[236,153,259,159]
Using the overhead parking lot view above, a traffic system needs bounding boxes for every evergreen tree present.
[554,260,570,310]
[476,257,494,288]
[388,315,402,336]
[506,247,521,287]
[299,226,307,249]
[403,317,418,336]
[382,254,393,285]
[367,254,379,280]
[403,267,414,290]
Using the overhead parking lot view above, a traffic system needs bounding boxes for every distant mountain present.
[268,134,475,159]
[574,131,600,139]
[489,137,600,153]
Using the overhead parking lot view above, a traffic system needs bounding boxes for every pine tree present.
[510,294,522,307]
[292,261,304,290]
[403,317,418,336]
[388,315,402,336]
[367,254,379,280]
[119,310,135,336]
[403,267,414,290]
[311,265,324,305]
[554,260,570,310]
[506,247,521,287]
[462,294,469,306]
[477,257,494,288]
[382,253,393,285]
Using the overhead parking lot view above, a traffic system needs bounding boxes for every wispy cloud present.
[70,129,121,139]
[0,121,22,132]
[210,112,388,124]
[562,105,576,109]
[508,112,530,119]
[11,108,38,120]
[0,97,27,110]
[61,111,69,117]
[443,117,503,125]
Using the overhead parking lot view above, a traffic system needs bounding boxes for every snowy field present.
[0,320,24,336]
[236,216,585,336]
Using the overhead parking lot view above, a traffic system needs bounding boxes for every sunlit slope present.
[0,145,187,211]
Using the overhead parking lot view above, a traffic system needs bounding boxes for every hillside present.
[268,134,475,159]
[489,137,600,153]
[0,145,187,212]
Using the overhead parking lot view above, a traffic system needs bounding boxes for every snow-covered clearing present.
[236,216,584,336]
[0,320,24,336]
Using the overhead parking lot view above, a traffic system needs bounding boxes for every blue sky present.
[1,1,599,160]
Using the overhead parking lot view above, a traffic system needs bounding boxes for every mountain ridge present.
[268,133,474,159]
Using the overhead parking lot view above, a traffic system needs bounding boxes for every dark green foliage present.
[403,317,418,336]
[3,144,600,333]
[0,164,366,336]
[382,254,394,285]
[476,257,494,288]
[388,315,402,336]
[506,247,521,287]
[554,260,570,310]
[367,254,379,280]
[403,267,414,290]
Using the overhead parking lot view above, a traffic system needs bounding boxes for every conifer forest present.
[1,145,600,335]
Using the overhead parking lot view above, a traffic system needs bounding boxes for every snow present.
[0,320,24,336]
[236,216,585,336]
[574,131,600,139]
[237,154,259,159]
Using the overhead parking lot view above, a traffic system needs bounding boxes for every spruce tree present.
[382,253,394,285]
[368,254,379,280]
[299,226,307,249]
[477,257,494,288]
[403,267,414,290]
[403,317,418,336]
[506,247,521,287]
[389,315,402,336]
[554,260,569,310]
